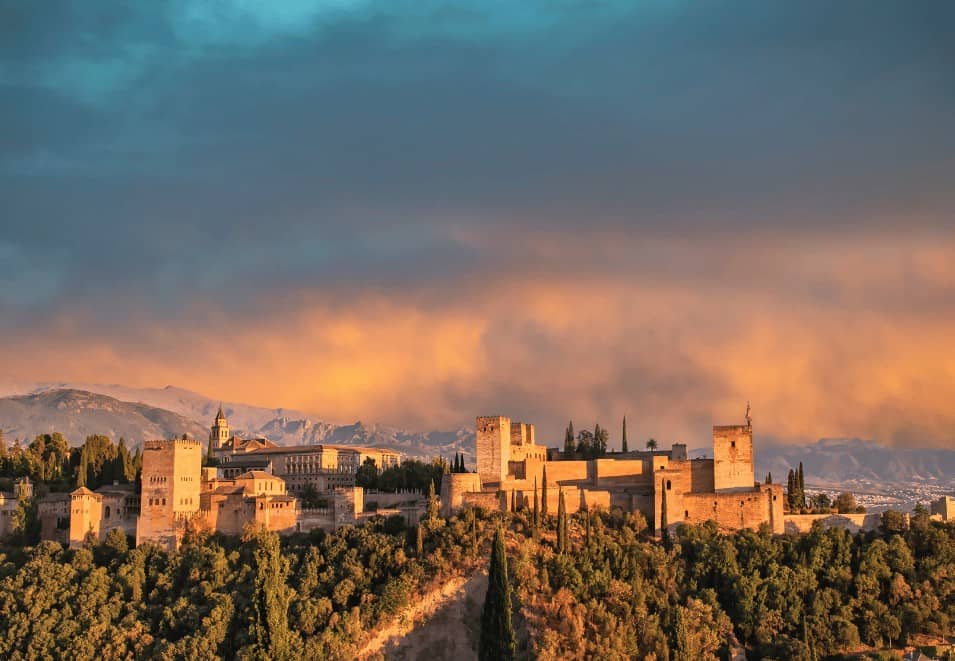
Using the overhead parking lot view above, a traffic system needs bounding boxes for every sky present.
[1,1,954,448]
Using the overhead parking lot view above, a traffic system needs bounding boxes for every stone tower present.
[712,424,755,491]
[210,405,230,449]
[476,416,511,486]
[136,438,202,551]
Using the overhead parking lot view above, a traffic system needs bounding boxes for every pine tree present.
[249,529,298,660]
[622,416,628,453]
[557,490,567,554]
[541,465,549,517]
[563,421,575,455]
[479,526,516,661]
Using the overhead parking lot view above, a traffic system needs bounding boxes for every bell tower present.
[210,405,230,449]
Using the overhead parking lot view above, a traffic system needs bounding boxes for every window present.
[666,480,672,490]
[731,441,736,448]
[104,506,110,518]
[684,510,689,518]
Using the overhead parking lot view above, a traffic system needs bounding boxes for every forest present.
[0,496,952,660]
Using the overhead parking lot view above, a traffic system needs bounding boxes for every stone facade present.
[211,410,400,494]
[930,495,955,521]
[456,415,785,535]
[136,438,203,551]
[67,483,139,549]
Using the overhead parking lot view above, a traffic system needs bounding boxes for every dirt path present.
[357,570,488,661]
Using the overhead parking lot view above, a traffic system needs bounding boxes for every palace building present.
[444,411,785,535]
[209,406,400,493]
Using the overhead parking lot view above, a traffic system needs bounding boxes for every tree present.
[355,457,378,489]
[564,421,575,455]
[834,492,859,514]
[415,524,424,556]
[797,462,806,508]
[557,490,567,554]
[810,492,831,513]
[594,424,608,457]
[532,476,539,528]
[575,429,593,456]
[765,471,772,484]
[247,527,299,660]
[646,437,658,451]
[541,466,549,517]
[622,416,628,453]
[426,479,439,520]
[480,526,515,661]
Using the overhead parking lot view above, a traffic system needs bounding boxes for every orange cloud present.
[1,230,954,448]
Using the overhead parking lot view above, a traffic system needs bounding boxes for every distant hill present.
[0,389,208,446]
[755,437,955,487]
[0,385,475,460]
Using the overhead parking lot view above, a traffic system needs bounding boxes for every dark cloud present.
[1,2,953,443]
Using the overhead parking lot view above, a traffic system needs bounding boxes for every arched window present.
[104,506,110,518]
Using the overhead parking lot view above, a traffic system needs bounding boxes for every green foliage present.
[0,506,498,660]
[479,526,515,661]
[556,490,567,554]
[247,527,300,660]
[563,421,575,455]
[354,457,378,488]
[368,459,446,494]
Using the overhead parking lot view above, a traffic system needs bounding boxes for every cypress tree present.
[249,529,297,660]
[510,489,516,513]
[766,471,772,485]
[480,526,515,661]
[660,477,668,539]
[557,490,567,554]
[787,469,795,509]
[416,524,424,556]
[77,446,88,488]
[585,508,591,546]
[798,462,806,508]
[622,416,628,453]
[426,479,439,520]
[563,421,575,455]
[469,508,478,555]
[532,476,539,528]
[541,465,549,517]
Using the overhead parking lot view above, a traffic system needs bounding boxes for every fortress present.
[34,409,408,551]
[444,412,785,534]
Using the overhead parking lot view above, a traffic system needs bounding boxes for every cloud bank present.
[1,2,953,446]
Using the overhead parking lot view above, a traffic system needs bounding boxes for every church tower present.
[210,405,230,449]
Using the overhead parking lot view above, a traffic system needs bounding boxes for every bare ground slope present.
[358,570,487,661]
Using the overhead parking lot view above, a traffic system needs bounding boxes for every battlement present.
[144,438,203,451]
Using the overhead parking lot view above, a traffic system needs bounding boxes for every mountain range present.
[0,383,473,461]
[0,383,952,490]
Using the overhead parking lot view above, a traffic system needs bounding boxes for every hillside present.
[0,389,208,446]
[755,437,955,487]
[0,385,474,459]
